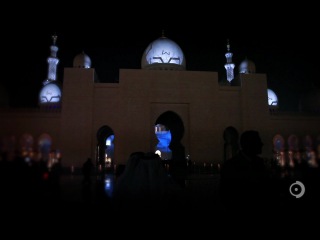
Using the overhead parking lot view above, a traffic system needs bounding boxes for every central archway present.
[155,111,185,162]
[155,111,187,187]
[96,125,114,173]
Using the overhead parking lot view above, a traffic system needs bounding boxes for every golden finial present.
[227,39,230,52]
[52,34,58,45]
[161,29,165,38]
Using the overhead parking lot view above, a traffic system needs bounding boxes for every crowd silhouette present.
[112,152,184,214]
[219,130,275,214]
[0,130,319,218]
[220,130,320,215]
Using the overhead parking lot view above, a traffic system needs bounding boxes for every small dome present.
[239,58,256,74]
[141,36,186,70]
[267,89,278,106]
[73,52,91,68]
[39,82,62,104]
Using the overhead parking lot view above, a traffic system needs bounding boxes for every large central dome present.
[141,35,186,70]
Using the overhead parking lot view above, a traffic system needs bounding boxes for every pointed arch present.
[96,125,115,172]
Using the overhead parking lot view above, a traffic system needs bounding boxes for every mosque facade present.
[0,34,319,172]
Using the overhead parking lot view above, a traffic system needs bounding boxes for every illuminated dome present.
[267,89,278,106]
[39,82,62,104]
[141,35,186,70]
[73,51,91,68]
[299,88,320,113]
[239,58,256,74]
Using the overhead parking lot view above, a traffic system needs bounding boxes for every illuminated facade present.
[0,34,320,171]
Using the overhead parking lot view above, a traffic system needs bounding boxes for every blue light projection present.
[106,135,114,146]
[105,135,114,166]
[104,175,114,198]
[155,124,172,160]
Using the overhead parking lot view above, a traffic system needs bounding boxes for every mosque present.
[0,33,319,172]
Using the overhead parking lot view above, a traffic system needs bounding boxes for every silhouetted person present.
[113,152,183,214]
[219,130,272,213]
[81,157,94,204]
[170,142,187,188]
[48,158,63,201]
[82,157,94,185]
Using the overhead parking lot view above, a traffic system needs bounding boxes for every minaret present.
[224,39,235,83]
[43,34,59,85]
[39,34,62,108]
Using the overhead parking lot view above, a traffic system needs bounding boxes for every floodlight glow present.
[155,150,161,157]
[104,176,114,198]
[106,135,114,146]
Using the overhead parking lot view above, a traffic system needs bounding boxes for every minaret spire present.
[161,29,166,38]
[224,39,235,83]
[43,34,59,85]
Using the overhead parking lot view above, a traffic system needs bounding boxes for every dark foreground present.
[2,172,319,219]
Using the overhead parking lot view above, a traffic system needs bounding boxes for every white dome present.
[73,52,91,68]
[267,89,278,106]
[239,58,256,73]
[39,82,61,103]
[141,36,186,70]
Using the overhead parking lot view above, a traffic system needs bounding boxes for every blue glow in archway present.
[155,124,172,160]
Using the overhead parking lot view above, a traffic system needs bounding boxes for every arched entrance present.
[96,125,114,173]
[155,111,185,162]
[155,111,186,187]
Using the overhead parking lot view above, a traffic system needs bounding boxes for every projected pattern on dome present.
[145,40,183,65]
[267,89,278,106]
[39,83,61,103]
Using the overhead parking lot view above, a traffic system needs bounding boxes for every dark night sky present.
[2,5,318,111]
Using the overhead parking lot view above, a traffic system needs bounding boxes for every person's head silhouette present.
[240,130,263,157]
